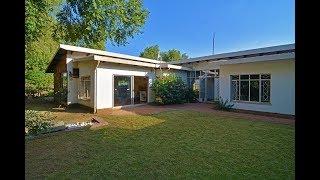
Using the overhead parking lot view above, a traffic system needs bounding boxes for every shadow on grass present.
[25,101,92,114]
[25,110,295,179]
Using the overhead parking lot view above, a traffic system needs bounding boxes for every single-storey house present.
[46,43,295,115]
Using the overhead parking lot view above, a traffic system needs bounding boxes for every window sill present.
[232,100,271,105]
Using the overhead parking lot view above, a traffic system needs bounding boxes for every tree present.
[54,0,149,50]
[139,45,160,59]
[161,49,183,62]
[182,53,189,59]
[25,0,149,96]
[25,0,62,96]
[25,0,62,46]
[25,18,59,96]
[139,45,189,62]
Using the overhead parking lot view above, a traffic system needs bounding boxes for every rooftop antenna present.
[212,32,215,55]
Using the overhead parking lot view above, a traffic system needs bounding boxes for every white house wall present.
[219,59,295,115]
[96,62,156,109]
[76,61,96,108]
[66,53,78,105]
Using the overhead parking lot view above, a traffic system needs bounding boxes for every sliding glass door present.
[113,75,149,107]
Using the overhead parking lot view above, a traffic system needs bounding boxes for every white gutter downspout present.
[94,61,100,113]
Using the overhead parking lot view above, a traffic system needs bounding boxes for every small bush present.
[185,88,198,103]
[215,97,234,111]
[152,74,187,105]
[25,110,55,135]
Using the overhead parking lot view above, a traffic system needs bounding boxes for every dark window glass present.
[73,68,79,78]
[261,74,271,79]
[196,71,200,77]
[250,80,259,102]
[250,74,259,79]
[231,75,239,80]
[240,75,249,80]
[240,81,249,101]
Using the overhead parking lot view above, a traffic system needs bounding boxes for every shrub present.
[151,74,187,105]
[215,97,234,111]
[185,88,198,103]
[25,110,55,135]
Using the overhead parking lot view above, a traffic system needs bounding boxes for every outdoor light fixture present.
[69,71,73,77]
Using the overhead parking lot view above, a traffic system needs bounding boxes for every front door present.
[114,76,132,106]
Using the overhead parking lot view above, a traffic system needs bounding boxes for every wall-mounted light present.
[69,71,73,77]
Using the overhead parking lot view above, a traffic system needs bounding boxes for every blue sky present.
[106,0,295,58]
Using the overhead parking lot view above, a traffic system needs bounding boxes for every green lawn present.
[25,110,295,179]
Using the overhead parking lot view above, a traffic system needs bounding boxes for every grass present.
[25,101,93,123]
[25,110,295,179]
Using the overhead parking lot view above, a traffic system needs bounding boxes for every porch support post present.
[204,73,207,102]
[93,61,100,114]
[66,51,73,105]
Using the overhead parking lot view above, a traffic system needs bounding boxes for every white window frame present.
[230,74,271,104]
[78,76,91,100]
[187,70,200,89]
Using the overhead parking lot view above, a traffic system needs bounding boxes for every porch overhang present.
[74,55,192,70]
[45,48,67,73]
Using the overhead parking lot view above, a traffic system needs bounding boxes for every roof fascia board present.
[93,55,160,68]
[159,63,192,71]
[45,46,64,73]
[172,43,295,64]
[210,53,295,65]
[60,44,164,64]
[74,55,191,70]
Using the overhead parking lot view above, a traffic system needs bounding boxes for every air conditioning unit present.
[140,91,147,102]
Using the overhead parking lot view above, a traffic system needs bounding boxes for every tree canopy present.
[25,0,149,96]
[54,0,149,49]
[139,45,160,60]
[140,45,189,62]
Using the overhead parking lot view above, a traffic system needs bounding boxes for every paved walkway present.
[97,103,295,125]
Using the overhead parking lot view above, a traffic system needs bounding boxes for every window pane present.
[240,75,249,80]
[250,80,259,102]
[231,75,239,80]
[190,78,195,86]
[250,74,259,79]
[261,74,271,79]
[193,79,200,91]
[85,81,90,98]
[240,81,249,101]
[187,71,194,78]
[261,80,271,102]
[231,80,239,100]
[79,76,91,99]
[196,71,200,77]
